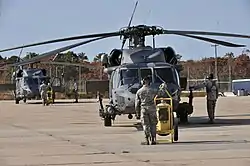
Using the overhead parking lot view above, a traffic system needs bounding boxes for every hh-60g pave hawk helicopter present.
[0,3,249,125]
[0,48,54,104]
[1,37,97,104]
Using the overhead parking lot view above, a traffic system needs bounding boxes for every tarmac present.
[0,96,250,166]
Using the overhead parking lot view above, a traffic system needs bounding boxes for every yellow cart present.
[46,87,53,106]
[154,96,179,143]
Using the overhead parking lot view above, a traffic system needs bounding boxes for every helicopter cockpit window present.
[33,78,39,85]
[140,68,152,80]
[24,77,33,85]
[154,67,177,84]
[120,69,139,85]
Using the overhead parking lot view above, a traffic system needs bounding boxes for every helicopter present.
[12,66,51,104]
[0,2,249,125]
[1,38,98,104]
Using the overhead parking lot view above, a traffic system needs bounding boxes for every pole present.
[56,66,58,77]
[208,64,211,75]
[79,66,81,92]
[211,44,220,90]
[211,44,218,80]
[187,66,190,90]
[49,66,52,77]
[228,55,232,92]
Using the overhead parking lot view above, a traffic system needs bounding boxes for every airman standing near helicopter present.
[135,76,158,145]
[39,81,47,106]
[73,79,78,103]
[46,82,53,105]
[190,73,219,123]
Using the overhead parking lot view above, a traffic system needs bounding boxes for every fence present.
[187,79,231,92]
[60,79,109,98]
[182,59,237,92]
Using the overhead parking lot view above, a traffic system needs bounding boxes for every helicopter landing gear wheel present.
[52,92,55,104]
[15,99,19,104]
[104,116,112,127]
[128,114,133,119]
[23,98,26,103]
[173,124,178,141]
[179,112,188,124]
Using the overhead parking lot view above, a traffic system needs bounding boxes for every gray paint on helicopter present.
[121,46,166,64]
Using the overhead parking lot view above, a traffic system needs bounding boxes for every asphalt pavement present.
[0,97,250,166]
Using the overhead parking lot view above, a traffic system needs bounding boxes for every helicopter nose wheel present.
[104,116,112,126]
[15,99,20,104]
[128,114,133,119]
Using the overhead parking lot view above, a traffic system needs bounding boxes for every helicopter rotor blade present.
[163,30,250,39]
[0,32,120,53]
[8,36,108,67]
[175,34,246,47]
[121,0,139,49]
[18,47,24,62]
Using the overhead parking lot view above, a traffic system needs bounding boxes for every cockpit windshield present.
[154,67,177,84]
[24,77,33,85]
[120,67,178,87]
[140,68,152,79]
[120,68,154,87]
[120,69,139,85]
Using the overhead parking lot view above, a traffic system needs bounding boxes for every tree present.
[56,51,78,62]
[78,52,88,62]
[23,52,39,60]
[51,51,91,81]
[6,56,20,64]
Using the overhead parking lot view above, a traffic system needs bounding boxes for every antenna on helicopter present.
[121,1,138,50]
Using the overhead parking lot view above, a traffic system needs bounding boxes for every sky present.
[0,0,250,61]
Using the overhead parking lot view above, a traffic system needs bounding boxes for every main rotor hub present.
[119,25,164,47]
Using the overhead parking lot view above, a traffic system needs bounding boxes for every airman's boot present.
[145,136,150,145]
[151,137,156,145]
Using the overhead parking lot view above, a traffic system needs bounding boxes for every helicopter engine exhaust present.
[128,114,133,119]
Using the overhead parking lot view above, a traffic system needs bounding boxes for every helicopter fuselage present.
[13,68,50,103]
[109,62,181,116]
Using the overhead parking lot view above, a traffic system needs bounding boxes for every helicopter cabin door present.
[109,69,119,100]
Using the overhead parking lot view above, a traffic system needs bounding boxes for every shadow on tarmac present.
[155,139,250,145]
[112,122,144,131]
[26,100,97,105]
[111,114,250,131]
[179,115,250,129]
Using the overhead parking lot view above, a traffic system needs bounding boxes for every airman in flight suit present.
[135,76,158,145]
[73,79,78,103]
[191,73,219,123]
[39,81,47,106]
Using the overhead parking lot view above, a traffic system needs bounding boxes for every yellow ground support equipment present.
[154,96,179,143]
[46,87,53,106]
